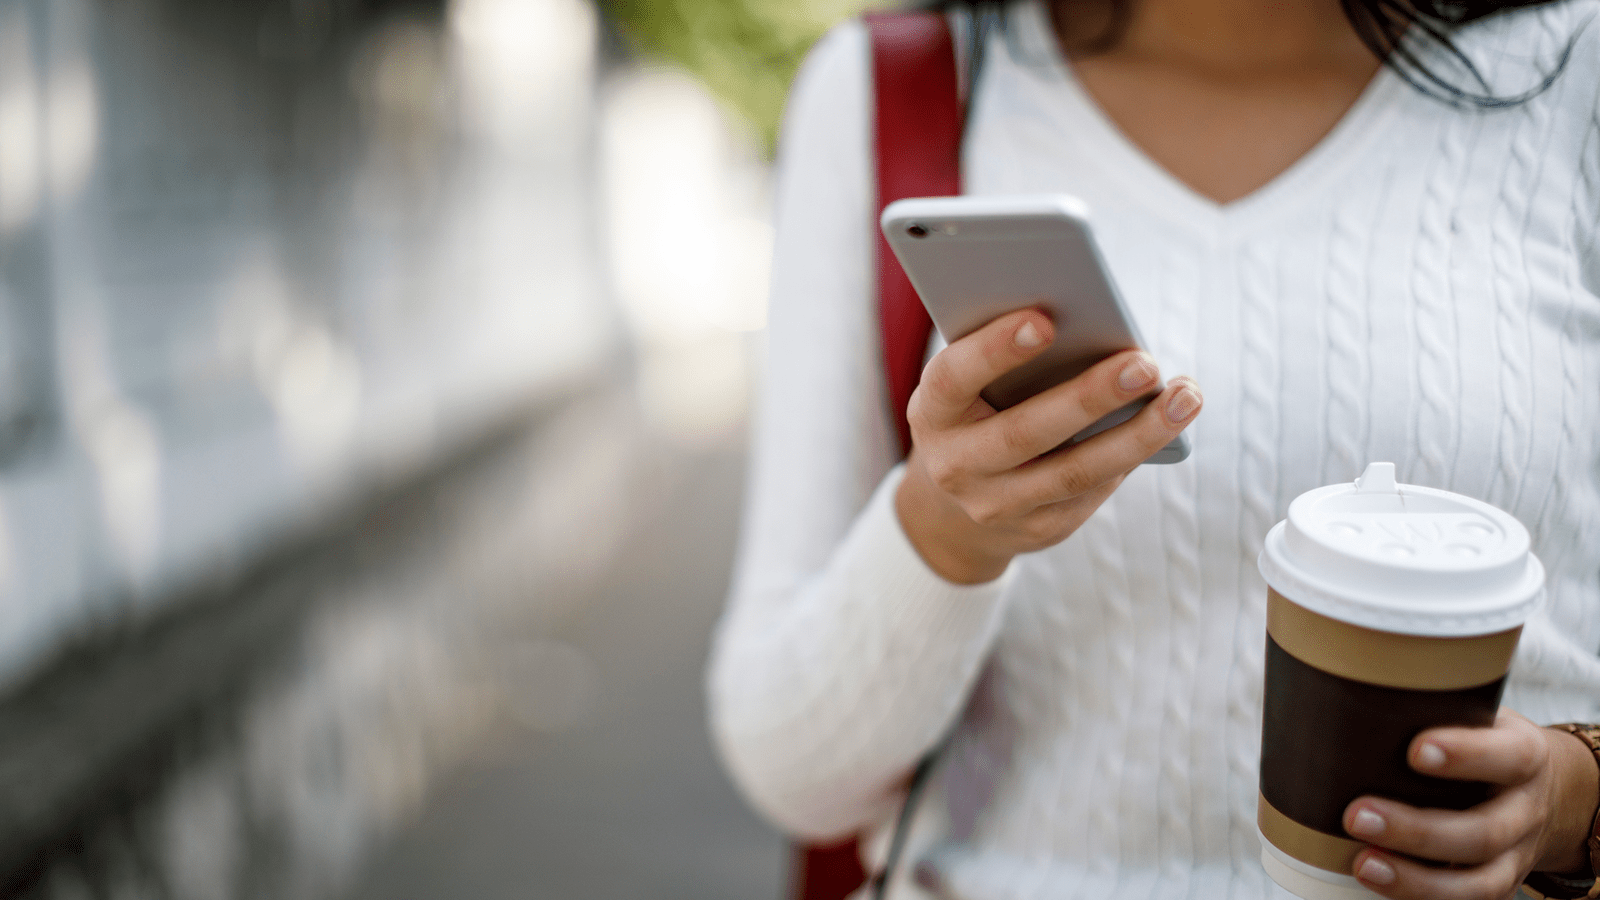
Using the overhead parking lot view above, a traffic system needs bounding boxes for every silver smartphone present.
[880,194,1190,464]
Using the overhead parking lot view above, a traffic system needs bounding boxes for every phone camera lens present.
[907,223,929,238]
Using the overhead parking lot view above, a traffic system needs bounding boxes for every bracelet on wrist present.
[1522,724,1600,900]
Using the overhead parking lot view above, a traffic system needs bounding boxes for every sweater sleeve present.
[705,21,1013,841]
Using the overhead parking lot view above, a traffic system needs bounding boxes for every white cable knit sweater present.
[708,3,1600,897]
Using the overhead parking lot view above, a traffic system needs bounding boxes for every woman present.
[707,0,1600,896]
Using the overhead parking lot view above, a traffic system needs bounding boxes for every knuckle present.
[1512,731,1547,779]
[906,397,936,439]
[924,454,961,494]
[1474,859,1522,900]
[996,415,1035,459]
[1136,420,1176,456]
[915,369,947,408]
[907,384,928,416]
[1071,387,1108,424]
[965,497,1007,528]
[1465,823,1500,862]
[920,363,963,408]
[1502,792,1540,844]
[1053,458,1096,498]
[1022,513,1066,547]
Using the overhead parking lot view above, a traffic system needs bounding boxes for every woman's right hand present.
[895,308,1203,584]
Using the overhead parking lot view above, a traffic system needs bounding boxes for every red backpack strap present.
[867,9,963,460]
[792,17,964,900]
[793,839,869,900]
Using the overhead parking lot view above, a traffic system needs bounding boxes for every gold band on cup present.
[1258,793,1365,874]
[1266,589,1520,690]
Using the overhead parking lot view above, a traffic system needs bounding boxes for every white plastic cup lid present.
[1258,462,1544,636]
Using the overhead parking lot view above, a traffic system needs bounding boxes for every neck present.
[1056,0,1372,69]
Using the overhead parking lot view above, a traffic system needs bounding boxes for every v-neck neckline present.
[1009,0,1406,233]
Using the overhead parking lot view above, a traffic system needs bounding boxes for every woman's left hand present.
[1342,708,1599,900]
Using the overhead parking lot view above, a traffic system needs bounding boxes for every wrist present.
[895,461,1013,585]
[1536,725,1600,875]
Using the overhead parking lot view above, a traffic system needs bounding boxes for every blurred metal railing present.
[0,0,615,687]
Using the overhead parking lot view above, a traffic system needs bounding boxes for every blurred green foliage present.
[602,0,869,152]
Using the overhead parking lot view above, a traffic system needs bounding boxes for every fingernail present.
[1118,354,1158,391]
[1016,321,1043,348]
[1165,385,1201,423]
[1348,808,1385,839]
[1415,742,1446,771]
[1357,855,1396,886]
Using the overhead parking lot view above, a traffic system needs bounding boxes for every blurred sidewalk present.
[339,379,784,900]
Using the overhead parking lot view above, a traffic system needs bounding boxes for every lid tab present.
[1354,462,1397,495]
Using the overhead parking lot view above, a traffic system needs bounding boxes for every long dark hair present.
[942,0,1585,108]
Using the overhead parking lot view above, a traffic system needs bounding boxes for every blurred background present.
[0,0,862,896]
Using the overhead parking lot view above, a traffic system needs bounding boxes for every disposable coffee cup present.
[1256,462,1544,900]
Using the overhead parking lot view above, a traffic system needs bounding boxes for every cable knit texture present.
[707,2,1600,897]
